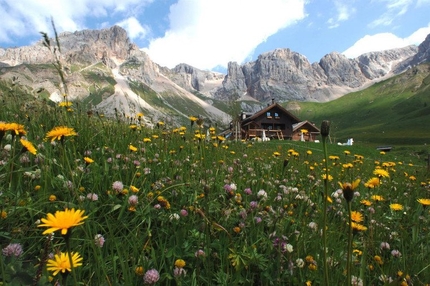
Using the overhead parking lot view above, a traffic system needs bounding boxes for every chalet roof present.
[241,103,301,124]
[292,120,320,133]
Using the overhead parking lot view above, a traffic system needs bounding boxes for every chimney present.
[271,98,275,105]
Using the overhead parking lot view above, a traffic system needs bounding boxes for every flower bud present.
[320,120,330,137]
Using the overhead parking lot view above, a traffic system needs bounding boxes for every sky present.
[0,0,429,72]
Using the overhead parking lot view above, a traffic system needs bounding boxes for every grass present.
[288,63,430,146]
[1,81,430,285]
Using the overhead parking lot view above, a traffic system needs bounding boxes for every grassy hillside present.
[288,63,430,146]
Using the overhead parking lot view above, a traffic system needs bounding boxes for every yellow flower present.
[351,211,363,223]
[20,139,37,155]
[135,266,144,276]
[143,138,151,143]
[360,199,372,206]
[233,226,241,233]
[47,251,83,276]
[371,195,384,202]
[374,255,383,265]
[365,177,380,188]
[351,222,367,231]
[174,259,186,268]
[5,123,27,135]
[322,174,333,181]
[84,157,94,164]
[306,150,312,155]
[417,198,430,206]
[130,186,139,193]
[344,150,350,155]
[390,203,403,211]
[373,169,389,178]
[58,101,72,107]
[38,208,88,235]
[45,126,77,142]
[49,195,57,201]
[1,210,7,219]
[273,151,281,157]
[129,144,138,152]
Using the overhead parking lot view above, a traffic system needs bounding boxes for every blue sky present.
[0,0,429,72]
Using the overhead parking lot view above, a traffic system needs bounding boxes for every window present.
[274,112,280,119]
[266,112,272,119]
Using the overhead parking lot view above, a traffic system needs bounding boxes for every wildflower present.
[390,203,403,211]
[173,266,187,277]
[351,211,363,223]
[49,195,57,201]
[373,169,389,178]
[38,208,88,235]
[257,189,267,200]
[365,177,380,188]
[84,157,94,164]
[380,242,390,250]
[6,123,27,136]
[322,174,333,181]
[2,243,23,257]
[391,250,402,258]
[94,234,105,247]
[351,275,363,286]
[233,226,241,233]
[128,195,138,206]
[296,258,305,268]
[46,251,83,276]
[135,266,145,276]
[20,139,37,155]
[371,195,384,202]
[129,144,138,152]
[1,210,7,219]
[374,255,383,265]
[143,269,160,284]
[195,249,206,257]
[112,181,124,193]
[45,126,77,142]
[180,209,188,216]
[143,137,151,143]
[174,259,186,268]
[351,222,367,232]
[273,151,281,157]
[417,198,430,206]
[86,193,98,201]
[339,179,360,202]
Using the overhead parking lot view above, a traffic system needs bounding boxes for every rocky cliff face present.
[214,45,419,103]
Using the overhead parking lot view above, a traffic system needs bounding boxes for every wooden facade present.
[291,120,321,142]
[238,102,320,141]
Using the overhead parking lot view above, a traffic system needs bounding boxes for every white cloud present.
[0,0,152,41]
[327,1,355,29]
[142,0,306,70]
[116,17,148,40]
[342,24,430,58]
[369,0,413,28]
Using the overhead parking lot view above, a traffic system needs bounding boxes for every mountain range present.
[1,25,429,127]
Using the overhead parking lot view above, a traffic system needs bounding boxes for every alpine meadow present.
[1,26,430,286]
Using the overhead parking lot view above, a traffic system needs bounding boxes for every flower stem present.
[321,127,330,285]
[346,201,353,286]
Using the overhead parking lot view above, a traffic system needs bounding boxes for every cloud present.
[342,24,430,58]
[116,17,148,40]
[142,0,306,70]
[0,0,152,43]
[369,0,413,28]
[327,1,355,29]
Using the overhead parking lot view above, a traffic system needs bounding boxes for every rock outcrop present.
[214,46,419,103]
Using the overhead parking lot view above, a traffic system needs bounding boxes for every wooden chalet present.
[292,120,321,142]
[236,100,320,141]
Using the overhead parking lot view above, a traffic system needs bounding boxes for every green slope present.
[288,63,430,146]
